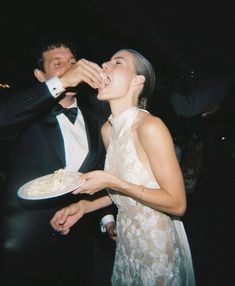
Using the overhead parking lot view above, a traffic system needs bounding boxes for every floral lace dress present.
[105,107,195,286]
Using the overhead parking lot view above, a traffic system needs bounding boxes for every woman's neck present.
[109,98,137,117]
[110,104,136,117]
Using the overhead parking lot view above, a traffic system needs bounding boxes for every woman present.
[51,49,195,285]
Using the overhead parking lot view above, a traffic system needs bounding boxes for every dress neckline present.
[108,106,139,139]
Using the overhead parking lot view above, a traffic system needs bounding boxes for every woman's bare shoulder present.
[136,110,167,134]
[136,110,174,153]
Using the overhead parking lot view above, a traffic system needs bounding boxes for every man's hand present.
[50,201,87,235]
[59,59,104,90]
[105,221,117,241]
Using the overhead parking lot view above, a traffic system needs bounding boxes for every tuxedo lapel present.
[79,109,104,173]
[38,108,103,172]
[40,118,66,167]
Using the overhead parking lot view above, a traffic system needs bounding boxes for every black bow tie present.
[49,105,78,124]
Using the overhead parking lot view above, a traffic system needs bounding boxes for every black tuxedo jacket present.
[0,83,114,285]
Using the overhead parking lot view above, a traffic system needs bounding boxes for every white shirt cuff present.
[100,214,115,233]
[46,77,65,98]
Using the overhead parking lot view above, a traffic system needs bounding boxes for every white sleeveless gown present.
[105,107,195,286]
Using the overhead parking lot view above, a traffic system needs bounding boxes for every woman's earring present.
[139,97,147,109]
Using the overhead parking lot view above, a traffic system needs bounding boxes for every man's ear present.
[34,68,46,83]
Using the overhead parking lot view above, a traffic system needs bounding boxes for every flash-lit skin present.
[50,50,186,235]
[34,46,104,108]
[33,46,115,236]
[97,51,142,112]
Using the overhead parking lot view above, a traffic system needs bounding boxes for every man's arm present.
[0,58,104,140]
[0,83,59,140]
[100,212,117,241]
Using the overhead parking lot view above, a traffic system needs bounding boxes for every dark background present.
[0,1,234,285]
[0,0,234,89]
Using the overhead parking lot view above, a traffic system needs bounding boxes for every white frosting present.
[26,169,70,196]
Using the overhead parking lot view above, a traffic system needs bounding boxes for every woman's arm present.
[50,195,112,235]
[75,114,186,216]
[134,114,186,215]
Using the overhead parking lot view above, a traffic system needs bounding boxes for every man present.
[0,36,115,286]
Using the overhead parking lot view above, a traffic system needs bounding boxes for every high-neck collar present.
[108,106,139,138]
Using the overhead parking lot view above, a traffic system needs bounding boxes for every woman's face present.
[97,50,137,101]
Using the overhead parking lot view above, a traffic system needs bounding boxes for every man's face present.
[42,46,77,80]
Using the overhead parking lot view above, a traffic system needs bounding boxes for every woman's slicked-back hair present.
[120,49,156,109]
[34,35,78,72]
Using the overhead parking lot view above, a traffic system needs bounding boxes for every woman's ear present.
[34,68,46,83]
[133,75,145,86]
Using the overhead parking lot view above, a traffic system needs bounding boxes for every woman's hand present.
[50,200,87,235]
[73,170,113,195]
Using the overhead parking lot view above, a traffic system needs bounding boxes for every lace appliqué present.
[105,107,193,286]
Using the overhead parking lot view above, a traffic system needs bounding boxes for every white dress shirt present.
[56,100,88,172]
[46,77,114,231]
[46,77,88,171]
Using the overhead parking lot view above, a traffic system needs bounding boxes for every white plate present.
[18,171,85,200]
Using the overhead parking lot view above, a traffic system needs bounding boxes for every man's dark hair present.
[35,35,78,72]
